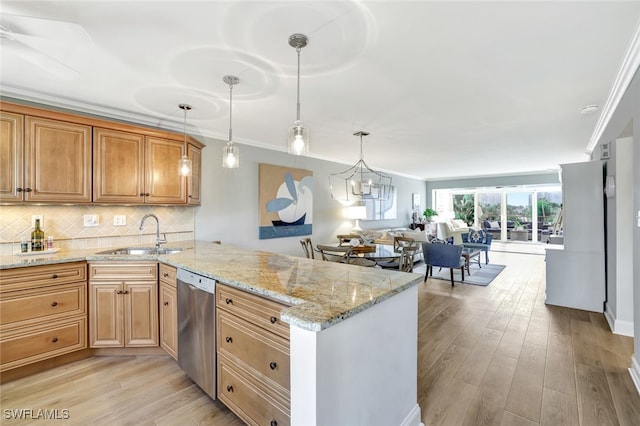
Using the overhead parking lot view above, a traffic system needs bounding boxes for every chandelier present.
[329,131,393,203]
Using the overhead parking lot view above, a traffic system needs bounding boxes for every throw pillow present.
[452,219,467,229]
[469,229,486,243]
[489,220,500,229]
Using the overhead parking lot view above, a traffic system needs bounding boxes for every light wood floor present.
[1,251,639,425]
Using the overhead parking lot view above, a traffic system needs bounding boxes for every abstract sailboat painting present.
[259,164,313,239]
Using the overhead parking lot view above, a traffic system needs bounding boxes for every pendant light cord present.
[182,106,187,157]
[229,82,233,143]
[296,46,301,121]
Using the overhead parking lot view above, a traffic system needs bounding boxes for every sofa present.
[436,219,469,244]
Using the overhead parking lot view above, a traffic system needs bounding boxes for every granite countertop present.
[0,241,422,332]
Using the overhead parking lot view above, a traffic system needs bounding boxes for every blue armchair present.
[421,242,466,287]
[462,230,493,264]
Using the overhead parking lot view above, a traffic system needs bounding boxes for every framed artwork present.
[412,193,421,210]
[363,186,397,220]
[259,163,313,239]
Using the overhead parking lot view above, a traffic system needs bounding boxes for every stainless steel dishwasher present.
[177,268,216,399]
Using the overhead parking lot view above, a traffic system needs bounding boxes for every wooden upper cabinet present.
[24,116,92,203]
[0,111,24,202]
[145,137,186,204]
[187,143,202,205]
[93,128,145,203]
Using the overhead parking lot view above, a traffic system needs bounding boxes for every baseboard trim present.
[629,356,640,397]
[604,304,634,337]
[400,403,423,426]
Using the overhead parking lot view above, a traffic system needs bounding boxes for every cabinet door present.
[187,143,201,205]
[24,116,91,203]
[124,282,158,347]
[89,283,123,347]
[93,127,145,203]
[0,111,24,202]
[144,137,186,204]
[159,282,177,359]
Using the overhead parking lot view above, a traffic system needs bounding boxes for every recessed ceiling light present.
[579,104,599,115]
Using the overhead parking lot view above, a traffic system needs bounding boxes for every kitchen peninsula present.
[0,242,423,426]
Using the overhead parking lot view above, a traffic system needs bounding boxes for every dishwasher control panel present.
[177,268,216,294]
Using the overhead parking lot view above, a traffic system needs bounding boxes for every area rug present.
[423,263,506,286]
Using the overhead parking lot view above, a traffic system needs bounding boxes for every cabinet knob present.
[51,301,58,307]
[269,362,277,370]
[116,290,123,294]
[24,188,32,193]
[270,316,277,324]
[145,193,150,197]
[225,298,233,305]
[163,272,169,277]
[271,420,278,426]
[16,188,23,192]
[123,290,129,295]
[226,385,233,393]
[52,337,58,343]
[225,336,232,343]
[52,274,58,279]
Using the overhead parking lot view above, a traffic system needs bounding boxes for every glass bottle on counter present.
[31,219,45,251]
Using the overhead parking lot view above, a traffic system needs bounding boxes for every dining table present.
[320,242,402,262]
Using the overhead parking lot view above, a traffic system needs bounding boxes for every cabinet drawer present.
[218,356,290,426]
[0,262,86,293]
[218,310,290,392]
[89,262,157,281]
[159,263,177,287]
[217,284,290,340]
[1,282,86,329]
[0,317,87,372]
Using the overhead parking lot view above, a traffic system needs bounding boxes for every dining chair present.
[421,242,466,286]
[300,237,315,259]
[316,244,353,263]
[399,245,420,273]
[337,234,362,246]
[379,236,416,269]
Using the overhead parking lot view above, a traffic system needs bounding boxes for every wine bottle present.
[31,219,45,251]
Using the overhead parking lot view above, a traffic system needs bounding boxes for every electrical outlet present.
[83,214,99,227]
[114,215,126,226]
[31,215,44,228]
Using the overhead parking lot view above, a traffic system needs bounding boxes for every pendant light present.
[222,75,240,168]
[178,103,192,177]
[287,33,309,156]
[329,131,393,203]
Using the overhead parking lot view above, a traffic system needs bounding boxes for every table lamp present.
[347,205,367,233]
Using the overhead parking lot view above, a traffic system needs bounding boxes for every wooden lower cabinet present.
[0,262,88,372]
[159,263,177,359]
[89,262,158,348]
[216,283,291,426]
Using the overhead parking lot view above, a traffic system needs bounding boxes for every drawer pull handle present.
[164,301,169,306]
[270,316,277,324]
[225,336,232,343]
[271,421,278,426]
[52,337,58,343]
[51,301,58,307]
[226,385,233,393]
[52,274,58,279]
[225,298,233,305]
[269,362,277,370]
[163,272,169,277]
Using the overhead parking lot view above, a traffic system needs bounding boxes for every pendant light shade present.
[288,33,309,156]
[178,103,192,177]
[222,75,240,168]
[329,131,393,203]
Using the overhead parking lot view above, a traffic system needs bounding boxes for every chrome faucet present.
[139,214,167,248]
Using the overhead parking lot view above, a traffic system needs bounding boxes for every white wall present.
[194,139,427,256]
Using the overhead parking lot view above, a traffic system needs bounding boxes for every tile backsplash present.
[0,205,195,255]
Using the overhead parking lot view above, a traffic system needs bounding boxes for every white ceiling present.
[1,1,639,181]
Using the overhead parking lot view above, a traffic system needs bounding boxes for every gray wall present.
[596,68,639,371]
[195,139,427,257]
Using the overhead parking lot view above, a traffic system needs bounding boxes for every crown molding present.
[586,21,640,154]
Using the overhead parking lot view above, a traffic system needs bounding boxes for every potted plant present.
[423,208,437,222]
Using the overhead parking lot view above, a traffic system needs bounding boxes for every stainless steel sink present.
[96,247,183,255]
